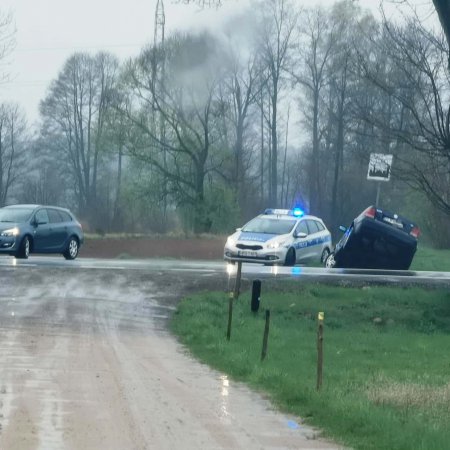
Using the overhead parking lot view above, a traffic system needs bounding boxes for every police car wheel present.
[284,248,295,266]
[321,248,330,264]
[325,253,336,268]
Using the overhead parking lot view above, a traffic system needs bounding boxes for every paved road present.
[2,255,450,286]
[0,260,341,450]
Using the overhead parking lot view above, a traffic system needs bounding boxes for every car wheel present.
[284,248,296,266]
[325,253,336,268]
[64,237,79,260]
[16,236,30,259]
[321,248,330,264]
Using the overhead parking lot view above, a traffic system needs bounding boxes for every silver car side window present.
[48,209,63,223]
[35,209,49,224]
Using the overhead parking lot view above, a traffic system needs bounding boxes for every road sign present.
[367,153,393,181]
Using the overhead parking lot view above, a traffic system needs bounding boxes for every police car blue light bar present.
[292,207,304,217]
[264,208,305,217]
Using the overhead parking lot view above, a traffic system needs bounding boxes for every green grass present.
[171,284,450,450]
[411,246,450,271]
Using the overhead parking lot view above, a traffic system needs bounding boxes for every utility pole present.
[154,0,165,45]
[153,0,168,225]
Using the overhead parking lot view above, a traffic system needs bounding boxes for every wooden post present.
[226,292,233,341]
[261,309,271,361]
[376,182,381,207]
[251,279,261,312]
[316,312,324,391]
[233,261,242,300]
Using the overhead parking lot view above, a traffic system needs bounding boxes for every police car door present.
[306,219,323,261]
[293,220,310,262]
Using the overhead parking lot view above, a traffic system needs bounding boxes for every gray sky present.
[0,0,438,126]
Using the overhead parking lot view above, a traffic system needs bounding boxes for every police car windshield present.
[242,217,296,235]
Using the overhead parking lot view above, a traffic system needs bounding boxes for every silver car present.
[224,208,332,266]
[0,204,84,260]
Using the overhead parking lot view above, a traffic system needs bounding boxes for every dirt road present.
[0,266,340,449]
[79,236,226,260]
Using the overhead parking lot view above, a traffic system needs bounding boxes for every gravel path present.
[0,267,341,450]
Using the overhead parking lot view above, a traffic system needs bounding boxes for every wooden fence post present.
[316,311,324,391]
[226,292,234,341]
[233,261,242,300]
[261,309,271,361]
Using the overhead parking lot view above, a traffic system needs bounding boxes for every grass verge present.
[171,283,450,450]
[411,246,450,271]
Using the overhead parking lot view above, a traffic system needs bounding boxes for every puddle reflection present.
[219,375,230,419]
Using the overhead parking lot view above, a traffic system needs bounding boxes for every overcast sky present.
[0,0,439,126]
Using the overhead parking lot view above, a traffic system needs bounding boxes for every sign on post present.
[367,153,393,181]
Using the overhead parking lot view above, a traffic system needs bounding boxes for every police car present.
[224,208,332,266]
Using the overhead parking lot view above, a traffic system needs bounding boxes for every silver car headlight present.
[267,240,284,249]
[226,237,236,246]
[0,227,19,237]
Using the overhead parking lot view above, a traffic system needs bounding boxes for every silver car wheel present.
[64,238,79,260]
[325,253,336,268]
[24,238,30,258]
[16,236,30,259]
[69,239,78,258]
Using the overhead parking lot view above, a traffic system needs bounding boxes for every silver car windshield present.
[0,208,34,223]
[242,218,296,235]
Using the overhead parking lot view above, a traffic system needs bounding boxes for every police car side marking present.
[294,235,331,250]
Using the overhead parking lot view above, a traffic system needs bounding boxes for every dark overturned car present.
[325,206,420,270]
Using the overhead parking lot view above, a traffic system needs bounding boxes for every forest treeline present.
[1,0,450,246]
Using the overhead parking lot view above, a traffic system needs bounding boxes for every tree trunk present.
[310,89,320,214]
[331,101,344,231]
[270,90,278,206]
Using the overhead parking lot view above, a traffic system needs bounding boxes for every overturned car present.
[325,206,420,270]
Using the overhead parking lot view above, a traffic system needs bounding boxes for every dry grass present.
[367,378,450,414]
[84,231,227,240]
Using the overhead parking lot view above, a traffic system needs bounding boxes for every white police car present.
[224,208,332,266]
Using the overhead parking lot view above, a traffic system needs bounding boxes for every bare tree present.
[0,11,15,84]
[18,132,69,206]
[221,50,263,218]
[386,1,450,67]
[291,7,336,215]
[176,0,223,6]
[40,52,120,223]
[432,0,450,65]
[358,14,450,215]
[259,0,297,207]
[121,33,227,233]
[326,1,374,227]
[0,103,26,205]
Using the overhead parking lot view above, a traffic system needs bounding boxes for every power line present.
[0,80,49,87]
[15,43,146,53]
